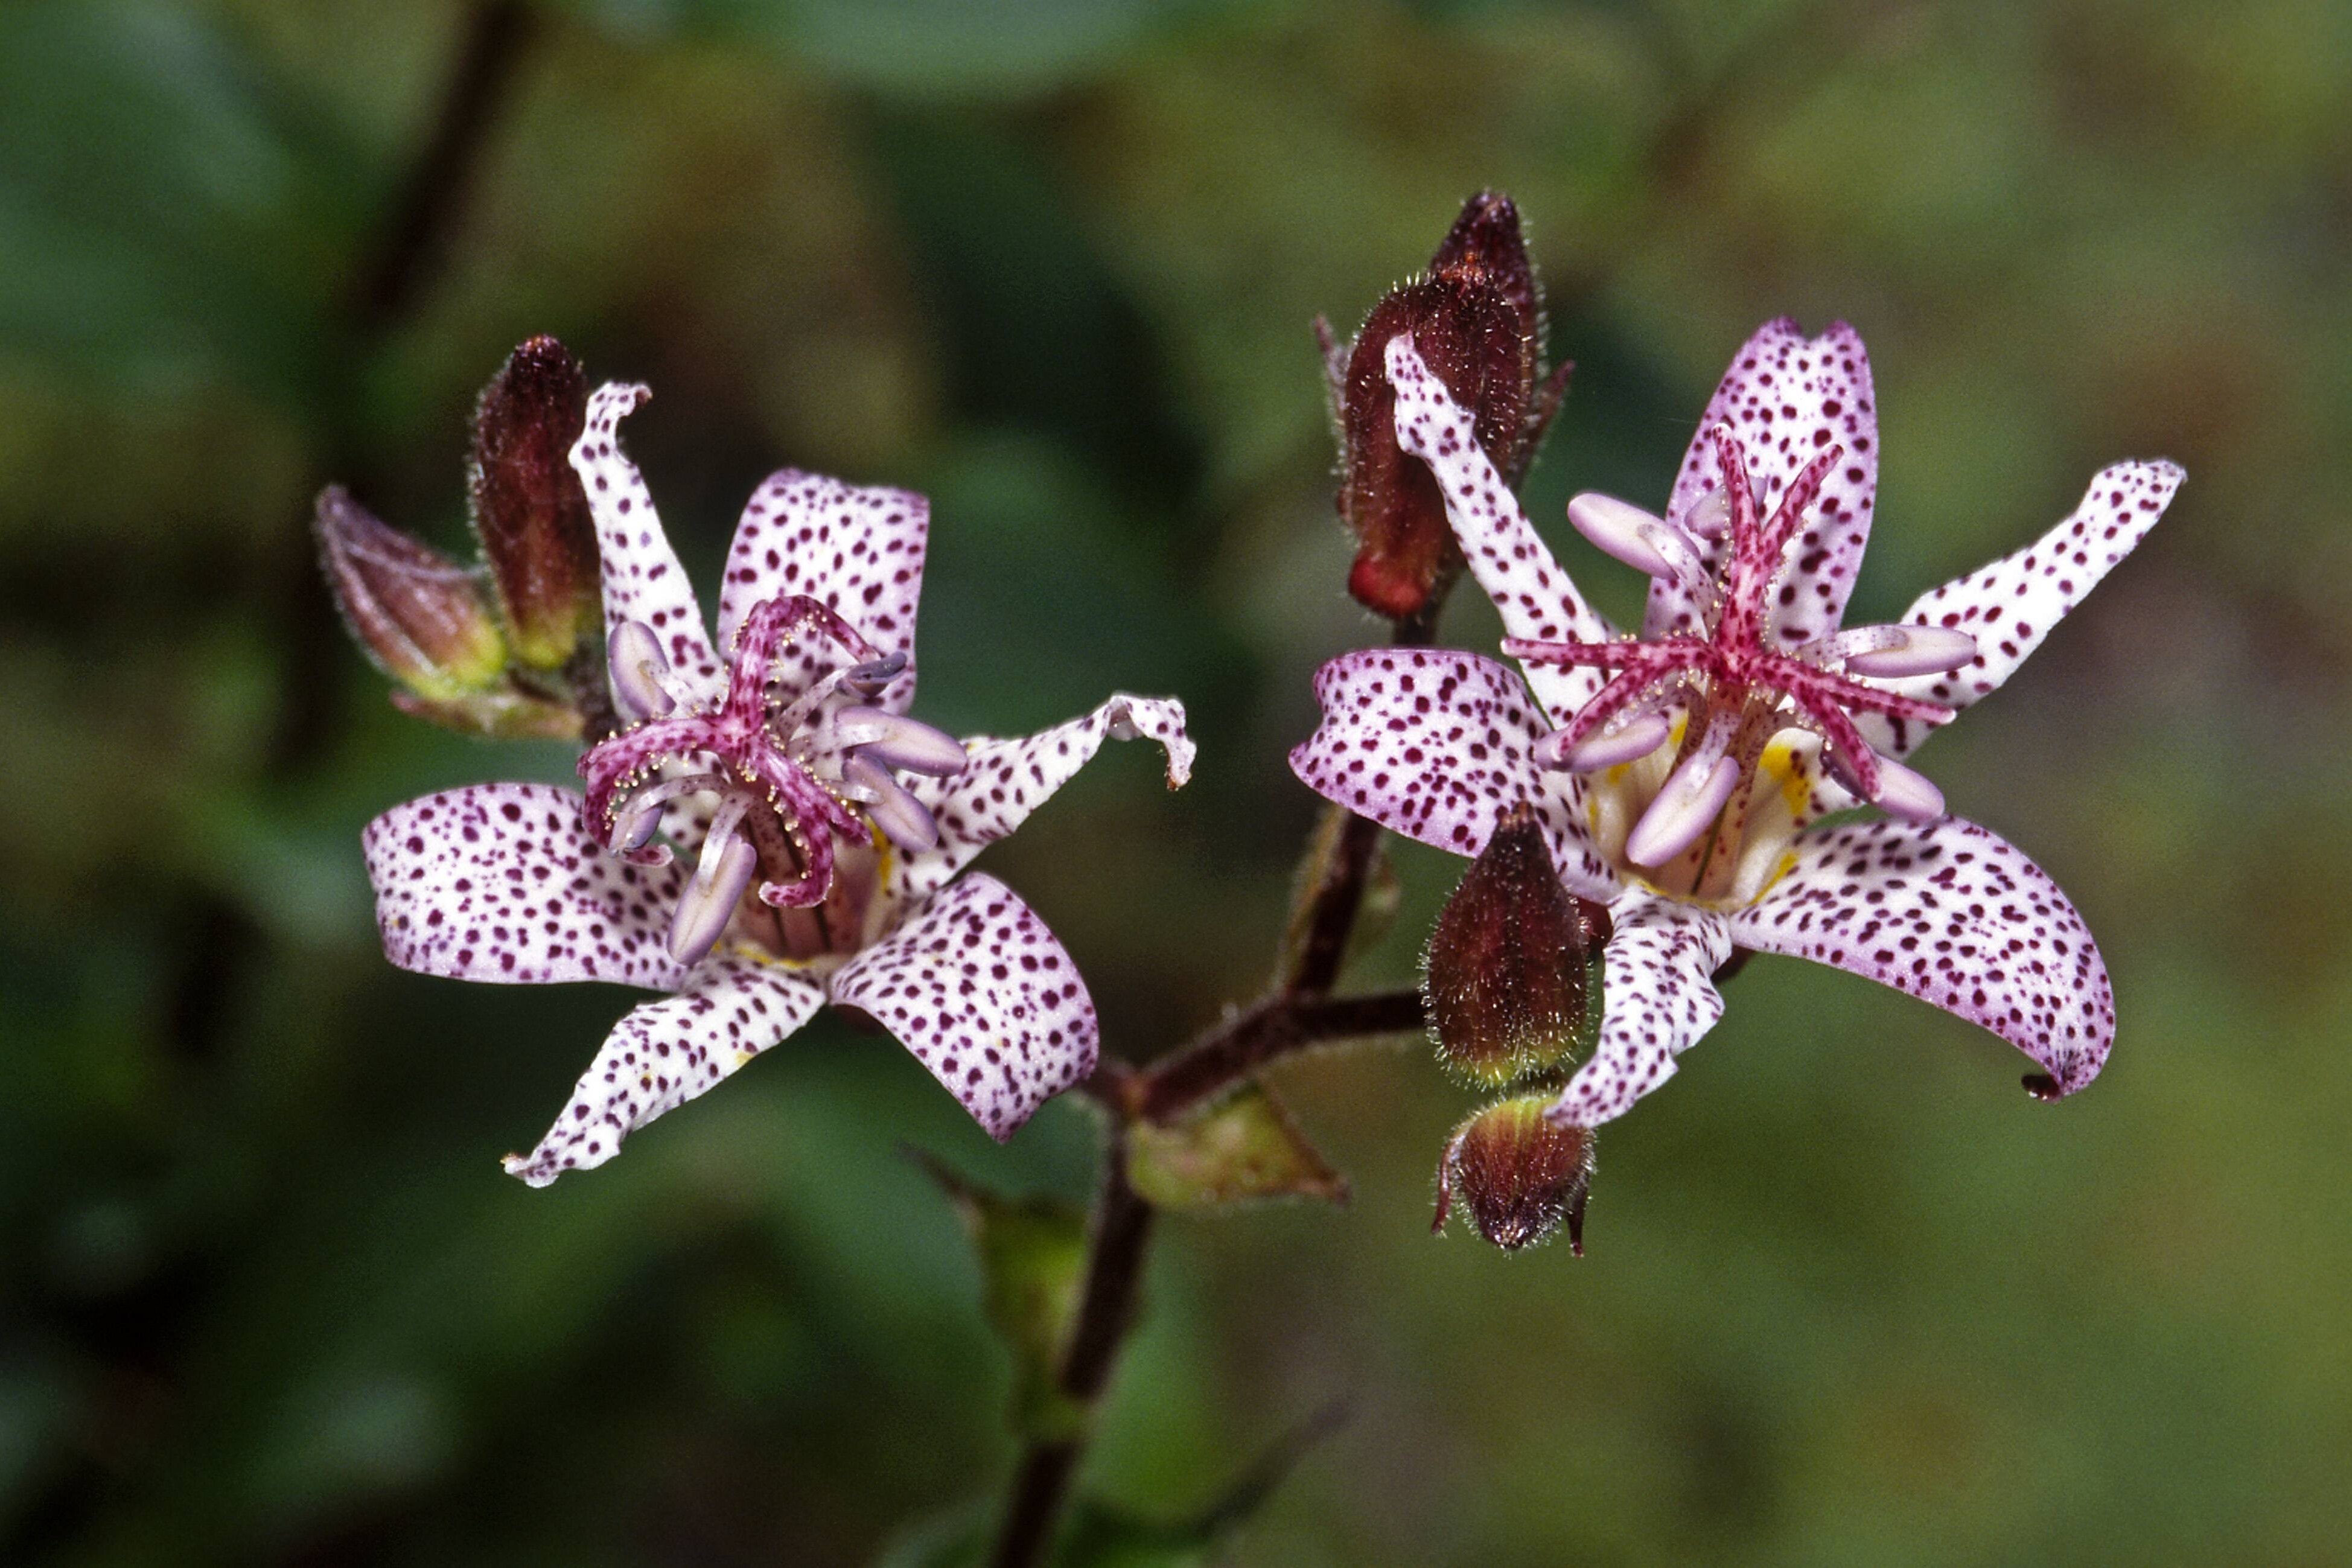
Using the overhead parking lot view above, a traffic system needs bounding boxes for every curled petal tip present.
[2023,1072,2067,1101]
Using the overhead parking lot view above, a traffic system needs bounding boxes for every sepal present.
[1423,803,1609,1088]
[470,335,600,669]
[314,485,506,700]
[1433,1095,1596,1254]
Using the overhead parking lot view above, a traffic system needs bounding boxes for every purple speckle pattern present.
[1650,319,1878,647]
[365,783,687,990]
[1858,459,2186,760]
[1550,894,1732,1127]
[898,694,1195,903]
[1288,648,1617,902]
[502,956,827,1187]
[570,383,724,692]
[1385,336,1617,718]
[1727,817,2114,1096]
[716,469,930,715]
[830,873,1097,1141]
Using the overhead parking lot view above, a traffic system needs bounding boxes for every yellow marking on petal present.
[1759,736,1813,820]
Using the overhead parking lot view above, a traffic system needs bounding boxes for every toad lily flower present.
[1293,321,2180,1128]
[365,383,1193,1185]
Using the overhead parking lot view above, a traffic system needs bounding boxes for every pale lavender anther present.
[843,751,939,852]
[1567,492,1682,578]
[607,619,676,721]
[830,706,969,777]
[842,650,909,694]
[1839,625,1979,679]
[1540,710,1672,773]
[668,809,759,965]
[1866,753,1945,822]
[363,383,1197,1180]
[1625,748,1742,868]
[1681,486,1731,538]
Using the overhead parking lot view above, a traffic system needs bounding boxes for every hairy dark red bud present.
[1328,191,1567,621]
[1433,1096,1596,1254]
[470,336,598,669]
[315,486,505,700]
[1423,803,1611,1088]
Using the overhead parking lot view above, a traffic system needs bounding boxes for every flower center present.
[1505,427,1972,907]
[578,594,967,964]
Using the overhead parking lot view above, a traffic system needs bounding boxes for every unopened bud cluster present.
[1423,803,1608,1253]
[1321,192,1569,622]
[317,336,602,738]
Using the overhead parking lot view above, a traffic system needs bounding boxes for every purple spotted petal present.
[502,956,827,1187]
[1383,337,1617,717]
[1649,319,1878,648]
[896,694,1194,904]
[828,873,1096,1141]
[715,470,930,715]
[1855,459,2185,761]
[1547,893,1733,1127]
[1289,648,1616,901]
[570,383,722,692]
[364,783,687,990]
[1727,816,2114,1099]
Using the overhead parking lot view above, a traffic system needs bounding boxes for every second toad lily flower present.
[366,383,1193,1185]
[1293,320,2181,1127]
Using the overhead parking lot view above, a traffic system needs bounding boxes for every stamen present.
[1838,625,1978,679]
[668,803,757,965]
[1567,493,1678,576]
[841,649,909,693]
[1538,710,1672,772]
[608,620,677,721]
[841,753,940,852]
[1625,710,1742,868]
[608,771,731,859]
[1682,486,1731,538]
[1868,754,1945,822]
[830,707,969,777]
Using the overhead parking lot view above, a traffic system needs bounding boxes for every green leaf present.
[1127,1085,1347,1211]
[916,1153,1090,1442]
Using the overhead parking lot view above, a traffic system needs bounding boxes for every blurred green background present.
[5,0,2349,1562]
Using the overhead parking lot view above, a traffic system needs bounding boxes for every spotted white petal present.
[896,693,1194,904]
[1547,893,1733,1127]
[1289,647,1616,901]
[364,783,687,990]
[502,956,828,1187]
[1649,319,1878,648]
[1727,815,2114,1099]
[715,469,930,715]
[570,383,722,692]
[828,873,1096,1141]
[1384,336,1617,716]
[1855,459,2185,760]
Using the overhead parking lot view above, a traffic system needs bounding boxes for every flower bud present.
[1329,191,1564,621]
[469,336,599,669]
[315,485,506,700]
[1433,1095,1596,1254]
[1422,803,1610,1089]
